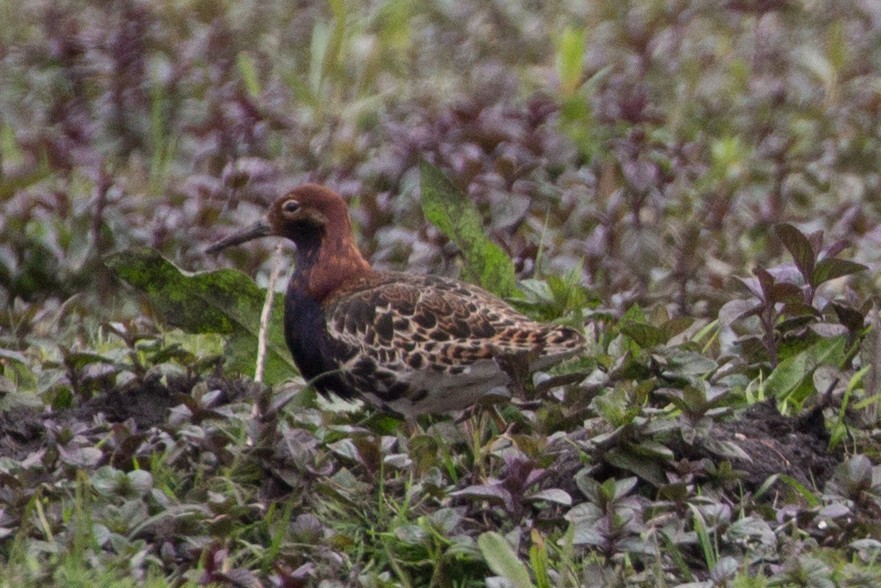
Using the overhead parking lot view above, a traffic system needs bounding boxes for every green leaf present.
[764,336,846,406]
[105,247,296,385]
[62,351,113,370]
[478,532,534,588]
[236,51,261,97]
[605,447,665,486]
[556,27,585,96]
[658,348,718,377]
[775,223,815,281]
[660,316,695,341]
[92,466,125,497]
[811,257,867,287]
[777,475,821,507]
[419,161,518,297]
[619,320,666,349]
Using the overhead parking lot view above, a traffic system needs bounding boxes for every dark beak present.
[205,220,272,254]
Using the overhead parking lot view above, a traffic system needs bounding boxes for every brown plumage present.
[207,184,584,417]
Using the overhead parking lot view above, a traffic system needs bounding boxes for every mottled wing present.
[322,273,583,415]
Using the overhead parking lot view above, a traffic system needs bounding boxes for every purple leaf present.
[451,484,515,512]
[775,223,815,280]
[812,258,867,287]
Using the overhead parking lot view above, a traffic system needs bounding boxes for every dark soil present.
[0,374,252,462]
[711,400,841,489]
[547,400,842,496]
[0,381,842,495]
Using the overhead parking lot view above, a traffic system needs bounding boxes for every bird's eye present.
[283,200,300,213]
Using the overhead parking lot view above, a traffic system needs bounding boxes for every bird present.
[207,184,584,418]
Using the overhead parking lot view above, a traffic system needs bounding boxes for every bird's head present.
[206,184,352,253]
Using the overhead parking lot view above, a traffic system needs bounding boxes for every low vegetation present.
[1,1,880,586]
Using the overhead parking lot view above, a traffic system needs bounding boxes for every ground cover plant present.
[2,0,881,586]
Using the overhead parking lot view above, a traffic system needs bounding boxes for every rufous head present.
[206,184,353,253]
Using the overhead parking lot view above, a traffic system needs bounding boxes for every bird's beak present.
[205,220,272,254]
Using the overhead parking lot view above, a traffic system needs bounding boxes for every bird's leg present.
[494,346,540,400]
[403,415,421,437]
[489,406,508,432]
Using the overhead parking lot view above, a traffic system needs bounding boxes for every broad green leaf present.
[566,502,606,546]
[629,440,675,462]
[430,507,463,534]
[92,466,126,497]
[619,304,647,323]
[394,524,428,544]
[763,336,846,406]
[478,531,534,588]
[419,161,518,297]
[710,556,740,582]
[126,470,154,498]
[105,247,296,385]
[612,476,639,500]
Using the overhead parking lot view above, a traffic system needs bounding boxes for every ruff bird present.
[207,184,584,418]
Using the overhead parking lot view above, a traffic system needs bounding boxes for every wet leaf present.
[105,248,296,385]
[420,161,518,297]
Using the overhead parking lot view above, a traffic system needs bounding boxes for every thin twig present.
[869,304,881,423]
[249,242,285,447]
[255,241,285,384]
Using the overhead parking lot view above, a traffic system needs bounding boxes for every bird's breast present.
[283,286,358,399]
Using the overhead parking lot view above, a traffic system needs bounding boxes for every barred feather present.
[210,184,585,417]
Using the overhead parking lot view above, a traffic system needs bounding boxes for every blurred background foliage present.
[2,1,881,585]
[2,0,879,318]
